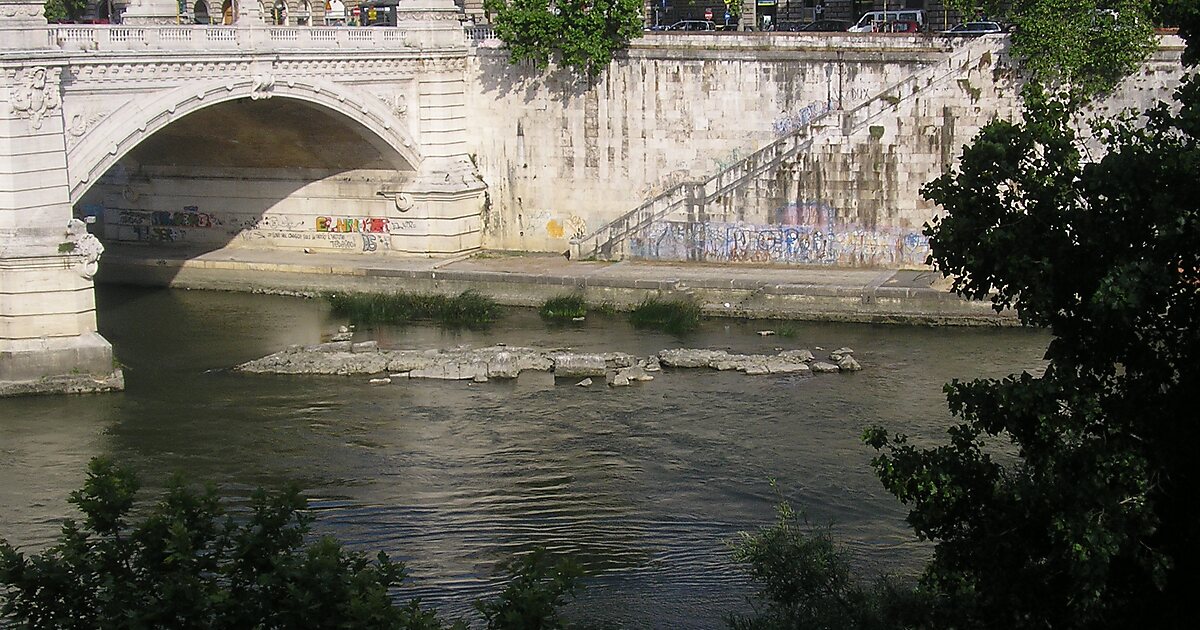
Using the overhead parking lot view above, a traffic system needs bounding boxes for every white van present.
[848,9,926,32]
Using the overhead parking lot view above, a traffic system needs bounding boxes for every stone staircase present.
[569,35,1003,262]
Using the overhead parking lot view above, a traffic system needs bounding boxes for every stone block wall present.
[467,33,952,254]
[469,34,1186,267]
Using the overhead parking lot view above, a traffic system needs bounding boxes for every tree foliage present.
[861,20,1200,628]
[945,0,1157,99]
[728,497,936,630]
[474,548,583,629]
[0,459,586,629]
[483,0,644,77]
[43,0,88,22]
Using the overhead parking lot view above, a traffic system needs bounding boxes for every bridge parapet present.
[47,24,464,54]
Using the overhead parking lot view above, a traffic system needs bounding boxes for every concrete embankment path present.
[96,244,1014,326]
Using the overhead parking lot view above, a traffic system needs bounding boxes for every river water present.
[0,285,1048,627]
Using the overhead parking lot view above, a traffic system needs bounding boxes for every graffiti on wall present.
[109,205,220,244]
[107,205,418,254]
[316,216,390,233]
[631,221,928,266]
[629,201,929,267]
[545,215,588,240]
[124,226,184,243]
[772,200,838,227]
[715,148,744,172]
[116,206,221,230]
[772,100,832,137]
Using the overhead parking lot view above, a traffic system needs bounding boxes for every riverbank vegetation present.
[325,290,500,328]
[628,295,702,334]
[728,498,930,630]
[840,10,1198,627]
[0,459,581,630]
[539,293,588,320]
[946,0,1159,100]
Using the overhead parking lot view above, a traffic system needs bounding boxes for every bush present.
[539,293,588,320]
[629,295,702,334]
[475,549,583,630]
[0,458,444,629]
[728,499,927,630]
[325,290,499,328]
[1,460,594,629]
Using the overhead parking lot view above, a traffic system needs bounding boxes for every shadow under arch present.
[68,77,420,204]
[70,78,432,275]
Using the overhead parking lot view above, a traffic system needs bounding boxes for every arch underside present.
[68,78,421,204]
[66,80,482,257]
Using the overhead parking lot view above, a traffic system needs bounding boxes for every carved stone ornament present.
[9,66,61,130]
[374,91,408,121]
[65,219,105,280]
[66,109,110,148]
[250,74,275,100]
[0,0,48,22]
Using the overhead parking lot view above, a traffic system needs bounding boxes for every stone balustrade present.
[45,24,457,53]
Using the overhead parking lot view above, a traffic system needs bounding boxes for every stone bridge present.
[1,0,484,394]
[0,0,1185,395]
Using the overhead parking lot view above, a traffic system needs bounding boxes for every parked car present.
[795,19,852,32]
[848,9,926,32]
[941,21,1004,36]
[667,20,718,32]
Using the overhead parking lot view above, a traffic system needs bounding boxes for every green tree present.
[944,0,1157,99]
[43,0,88,22]
[861,16,1200,627]
[483,0,644,77]
[0,458,447,629]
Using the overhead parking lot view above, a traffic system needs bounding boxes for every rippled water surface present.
[0,285,1049,627]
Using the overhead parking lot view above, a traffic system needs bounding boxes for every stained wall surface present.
[467,34,1186,266]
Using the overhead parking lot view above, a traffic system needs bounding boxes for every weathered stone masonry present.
[467,33,1185,266]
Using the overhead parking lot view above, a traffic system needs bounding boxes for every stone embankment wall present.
[467,34,953,254]
[467,34,1186,267]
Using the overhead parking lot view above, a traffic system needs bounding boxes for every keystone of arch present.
[66,77,422,204]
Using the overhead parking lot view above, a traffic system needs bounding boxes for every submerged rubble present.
[236,342,863,386]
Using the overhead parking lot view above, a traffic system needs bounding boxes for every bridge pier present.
[2,3,123,396]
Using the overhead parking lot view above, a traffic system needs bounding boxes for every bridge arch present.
[67,77,421,204]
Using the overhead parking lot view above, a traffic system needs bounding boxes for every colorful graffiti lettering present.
[630,219,929,267]
[315,216,391,233]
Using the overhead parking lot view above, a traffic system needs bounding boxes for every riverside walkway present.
[96,244,1014,326]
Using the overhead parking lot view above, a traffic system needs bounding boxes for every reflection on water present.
[0,285,1049,628]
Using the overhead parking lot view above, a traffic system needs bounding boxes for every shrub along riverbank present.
[326,290,701,334]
